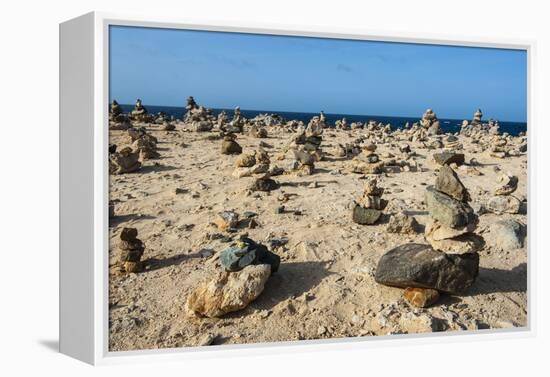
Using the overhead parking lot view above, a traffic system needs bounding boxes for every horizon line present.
[112,101,527,123]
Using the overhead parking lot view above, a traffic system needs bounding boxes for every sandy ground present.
[108,122,527,351]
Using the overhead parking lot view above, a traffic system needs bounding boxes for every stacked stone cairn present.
[247,123,268,138]
[461,108,500,138]
[186,237,280,318]
[129,98,150,122]
[486,172,521,214]
[183,96,216,132]
[346,143,385,174]
[109,146,141,174]
[351,177,387,225]
[303,115,325,161]
[233,148,272,178]
[109,100,131,130]
[472,108,483,126]
[246,149,279,192]
[223,106,245,134]
[290,147,315,176]
[424,165,484,254]
[128,127,160,160]
[221,132,242,155]
[118,228,145,273]
[374,166,481,307]
[419,108,441,135]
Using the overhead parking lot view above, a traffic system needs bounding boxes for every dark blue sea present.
[118,104,527,136]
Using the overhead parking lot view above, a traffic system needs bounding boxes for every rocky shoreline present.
[108,98,527,351]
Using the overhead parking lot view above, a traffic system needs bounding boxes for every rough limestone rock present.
[235,153,256,168]
[425,186,477,229]
[404,287,440,308]
[433,152,465,166]
[488,219,526,250]
[221,138,242,155]
[435,165,470,202]
[374,243,479,294]
[426,232,485,254]
[352,205,381,225]
[109,147,141,174]
[424,219,476,241]
[186,264,271,318]
[486,195,521,214]
[386,212,419,234]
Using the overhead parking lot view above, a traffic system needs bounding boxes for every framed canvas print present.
[59,12,532,365]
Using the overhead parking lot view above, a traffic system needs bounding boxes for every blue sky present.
[109,26,527,122]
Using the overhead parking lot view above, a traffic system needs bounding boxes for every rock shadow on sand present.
[248,261,332,312]
[468,262,527,296]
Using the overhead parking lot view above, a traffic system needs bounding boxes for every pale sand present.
[108,122,527,351]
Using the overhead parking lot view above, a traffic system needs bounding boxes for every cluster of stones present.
[221,132,243,155]
[109,100,131,130]
[186,237,280,318]
[183,96,217,132]
[346,143,385,174]
[118,228,145,273]
[109,146,141,174]
[419,108,441,136]
[351,178,387,225]
[461,109,500,137]
[129,98,152,122]
[213,210,259,232]
[285,114,326,176]
[424,165,484,254]
[222,106,246,134]
[486,172,522,214]
[128,127,160,160]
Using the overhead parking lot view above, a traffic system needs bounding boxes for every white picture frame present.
[59,11,535,365]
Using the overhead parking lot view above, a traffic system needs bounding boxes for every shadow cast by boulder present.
[109,214,155,227]
[140,164,178,174]
[468,262,527,296]
[145,251,194,271]
[246,261,333,312]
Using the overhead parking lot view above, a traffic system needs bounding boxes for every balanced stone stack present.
[130,98,149,122]
[486,172,521,214]
[472,108,483,126]
[420,108,441,135]
[303,116,324,161]
[424,165,484,254]
[290,147,315,176]
[132,131,160,160]
[249,150,279,192]
[346,143,385,174]
[186,237,280,318]
[183,96,216,131]
[221,133,242,155]
[375,169,480,305]
[109,146,141,174]
[488,135,509,159]
[109,100,131,130]
[248,124,268,138]
[119,228,145,273]
[352,177,387,225]
[224,106,245,134]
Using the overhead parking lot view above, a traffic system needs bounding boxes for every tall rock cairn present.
[424,165,484,254]
[119,227,145,273]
